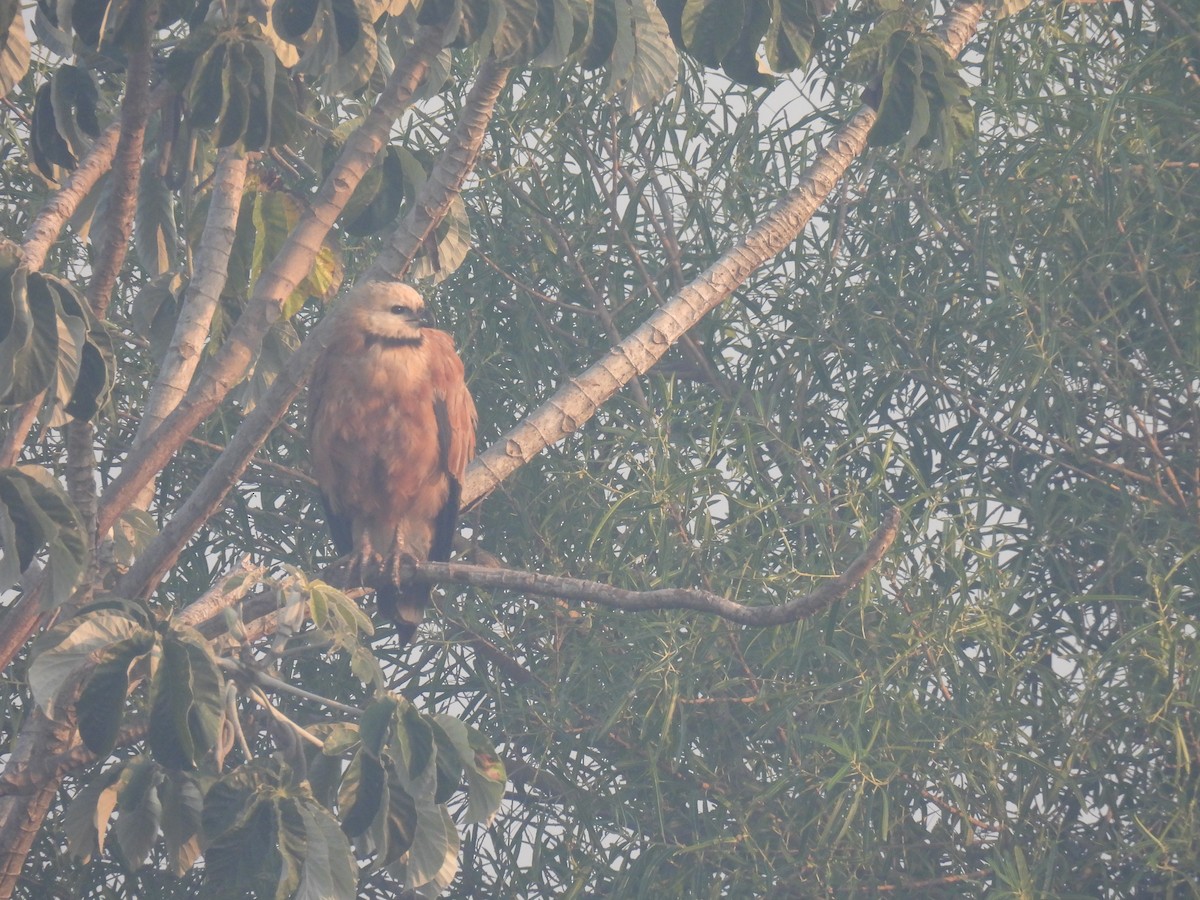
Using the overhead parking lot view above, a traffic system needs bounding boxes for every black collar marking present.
[365,334,423,350]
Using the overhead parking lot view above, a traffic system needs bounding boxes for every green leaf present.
[114,756,164,869]
[276,800,306,900]
[393,704,436,799]
[0,267,60,405]
[131,272,184,361]
[609,0,679,114]
[0,0,29,100]
[187,41,227,128]
[766,0,819,73]
[341,146,405,237]
[62,762,123,863]
[240,40,276,151]
[28,608,152,721]
[432,714,506,825]
[77,630,156,756]
[530,0,576,67]
[680,0,743,68]
[582,0,616,69]
[0,466,88,610]
[63,326,114,422]
[490,0,553,65]
[400,802,458,893]
[295,801,358,900]
[158,773,204,876]
[112,508,159,570]
[717,0,771,88]
[217,44,251,148]
[32,81,74,179]
[50,65,101,162]
[203,795,283,899]
[340,748,387,836]
[408,193,472,283]
[148,626,225,770]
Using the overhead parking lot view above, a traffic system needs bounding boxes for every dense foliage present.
[0,0,1195,897]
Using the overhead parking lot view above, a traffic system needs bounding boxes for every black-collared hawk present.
[309,281,476,643]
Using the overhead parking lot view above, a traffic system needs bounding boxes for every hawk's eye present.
[391,304,413,316]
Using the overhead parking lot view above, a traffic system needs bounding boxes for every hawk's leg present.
[384,532,420,588]
[345,533,381,584]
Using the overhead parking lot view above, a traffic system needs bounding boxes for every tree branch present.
[460,2,985,507]
[131,147,249,509]
[407,508,900,626]
[85,5,156,320]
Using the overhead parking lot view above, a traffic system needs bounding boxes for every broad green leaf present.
[61,763,123,862]
[28,613,144,723]
[393,704,436,799]
[340,749,387,836]
[2,464,88,609]
[112,508,159,570]
[1,268,60,405]
[408,193,472,283]
[582,0,616,69]
[39,277,87,428]
[717,0,771,87]
[202,760,282,839]
[158,773,204,876]
[295,801,358,900]
[148,626,225,770]
[680,0,743,68]
[399,802,458,893]
[490,0,551,65]
[276,800,306,900]
[31,81,73,179]
[530,0,576,67]
[50,65,101,161]
[432,714,506,824]
[766,0,819,72]
[130,272,184,362]
[76,630,156,756]
[203,795,284,899]
[114,756,164,868]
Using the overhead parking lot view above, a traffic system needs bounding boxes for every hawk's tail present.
[375,581,430,646]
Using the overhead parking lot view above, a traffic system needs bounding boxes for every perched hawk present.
[309,281,476,643]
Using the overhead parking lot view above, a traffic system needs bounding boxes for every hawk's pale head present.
[342,281,432,346]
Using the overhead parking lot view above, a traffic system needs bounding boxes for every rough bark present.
[131,148,249,509]
[85,5,156,320]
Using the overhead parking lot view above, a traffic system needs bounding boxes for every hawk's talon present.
[385,550,420,586]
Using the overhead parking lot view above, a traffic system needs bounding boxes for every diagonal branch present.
[462,2,985,507]
[131,147,249,510]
